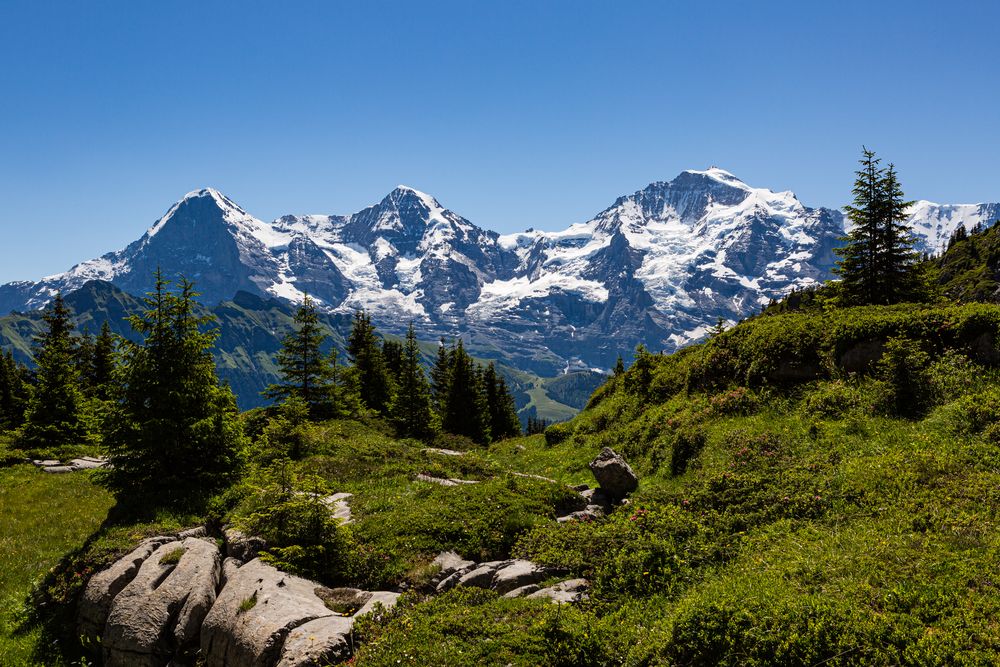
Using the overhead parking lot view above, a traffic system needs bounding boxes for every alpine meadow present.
[2,2,1000,666]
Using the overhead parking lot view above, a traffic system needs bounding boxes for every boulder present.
[492,560,548,595]
[77,536,176,646]
[201,559,399,667]
[102,537,221,666]
[201,559,334,667]
[588,447,638,500]
[557,505,606,523]
[276,616,354,667]
[456,561,507,589]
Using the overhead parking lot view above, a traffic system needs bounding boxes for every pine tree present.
[442,340,490,444]
[835,148,921,305]
[19,294,85,448]
[382,339,404,381]
[91,321,117,400]
[484,363,521,441]
[0,351,29,431]
[387,323,436,439]
[430,339,452,415]
[613,355,625,376]
[265,296,335,418]
[347,310,393,414]
[100,273,243,505]
[878,163,920,303]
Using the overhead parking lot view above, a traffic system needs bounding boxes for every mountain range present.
[1,168,997,409]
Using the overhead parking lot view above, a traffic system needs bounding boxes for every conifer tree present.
[100,273,243,504]
[835,148,920,305]
[388,323,436,440]
[484,362,521,441]
[91,321,117,400]
[613,355,625,376]
[430,339,452,415]
[347,310,393,414]
[878,163,920,303]
[382,339,404,381]
[19,294,85,448]
[265,296,335,418]
[442,340,490,444]
[0,351,29,431]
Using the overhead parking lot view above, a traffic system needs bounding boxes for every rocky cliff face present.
[2,170,997,374]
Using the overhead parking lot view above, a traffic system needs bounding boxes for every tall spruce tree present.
[100,273,243,504]
[835,148,920,305]
[19,294,85,448]
[91,321,117,400]
[387,323,436,439]
[484,362,521,441]
[265,296,335,418]
[0,351,29,431]
[878,163,920,303]
[347,310,393,414]
[382,339,404,381]
[430,339,452,415]
[442,340,490,444]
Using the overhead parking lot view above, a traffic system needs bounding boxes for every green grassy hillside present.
[350,303,1000,665]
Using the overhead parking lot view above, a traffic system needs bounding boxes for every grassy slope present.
[349,303,1000,665]
[0,466,113,666]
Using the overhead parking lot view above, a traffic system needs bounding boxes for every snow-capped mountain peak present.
[2,172,997,376]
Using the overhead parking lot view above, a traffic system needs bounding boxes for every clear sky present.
[0,0,997,282]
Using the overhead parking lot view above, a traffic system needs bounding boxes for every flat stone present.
[42,465,75,474]
[321,493,353,525]
[503,584,540,598]
[527,578,590,604]
[178,526,207,539]
[32,459,61,467]
[422,447,465,456]
[416,473,458,487]
[69,458,105,470]
[511,471,558,484]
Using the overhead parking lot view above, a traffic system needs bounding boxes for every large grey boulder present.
[588,447,638,500]
[201,559,400,667]
[201,558,333,667]
[77,536,176,646]
[102,537,221,666]
[276,616,354,667]
[492,560,549,595]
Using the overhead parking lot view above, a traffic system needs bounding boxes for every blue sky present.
[0,0,997,282]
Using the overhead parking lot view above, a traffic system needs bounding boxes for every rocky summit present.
[2,170,998,374]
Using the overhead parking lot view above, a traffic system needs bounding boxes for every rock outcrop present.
[102,537,221,666]
[79,534,399,667]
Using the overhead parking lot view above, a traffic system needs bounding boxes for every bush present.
[233,460,349,583]
[670,428,707,476]
[543,421,573,446]
[875,337,933,418]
